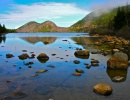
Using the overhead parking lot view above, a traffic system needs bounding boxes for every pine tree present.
[113,7,126,30]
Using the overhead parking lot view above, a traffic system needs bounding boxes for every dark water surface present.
[0,33,130,100]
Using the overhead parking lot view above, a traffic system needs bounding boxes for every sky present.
[0,0,129,29]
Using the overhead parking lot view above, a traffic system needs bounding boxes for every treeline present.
[113,5,130,30]
[90,4,130,38]
[0,23,16,34]
[112,5,130,38]
[0,24,7,33]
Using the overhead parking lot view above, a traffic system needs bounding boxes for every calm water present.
[0,33,130,100]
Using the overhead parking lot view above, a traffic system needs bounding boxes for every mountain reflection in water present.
[0,33,130,100]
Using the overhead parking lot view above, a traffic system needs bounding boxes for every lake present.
[0,33,130,100]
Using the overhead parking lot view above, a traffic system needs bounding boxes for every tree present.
[0,23,7,33]
[113,7,126,30]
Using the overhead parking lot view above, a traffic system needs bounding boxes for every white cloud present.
[91,0,130,12]
[0,2,89,28]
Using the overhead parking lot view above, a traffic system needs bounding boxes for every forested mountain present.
[69,5,130,38]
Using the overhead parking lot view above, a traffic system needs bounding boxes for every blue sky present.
[0,0,129,29]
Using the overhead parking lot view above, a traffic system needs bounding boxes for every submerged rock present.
[93,84,112,96]
[37,53,49,63]
[112,76,124,82]
[74,50,89,56]
[6,53,14,58]
[86,65,91,69]
[31,73,38,77]
[22,50,27,52]
[36,70,48,73]
[107,52,128,69]
[75,69,84,73]
[107,69,127,82]
[91,60,99,63]
[73,60,80,64]
[18,53,29,60]
[73,72,81,76]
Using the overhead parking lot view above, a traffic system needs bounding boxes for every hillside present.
[70,5,130,38]
[69,9,117,33]
[16,21,68,32]
[69,12,97,32]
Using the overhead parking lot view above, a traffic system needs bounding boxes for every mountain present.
[69,12,97,32]
[69,9,117,33]
[16,21,68,32]
[70,5,130,38]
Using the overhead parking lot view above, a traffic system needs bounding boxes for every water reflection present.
[106,69,128,82]
[0,34,6,44]
[72,37,100,50]
[21,37,57,45]
[1,33,130,100]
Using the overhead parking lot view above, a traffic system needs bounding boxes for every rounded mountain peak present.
[41,21,57,27]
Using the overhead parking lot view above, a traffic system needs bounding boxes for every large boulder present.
[74,50,89,59]
[107,52,128,69]
[37,53,49,63]
[93,84,113,95]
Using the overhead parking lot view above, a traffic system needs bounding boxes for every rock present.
[74,50,89,56]
[6,80,12,83]
[91,60,99,63]
[112,76,124,82]
[73,60,80,64]
[102,51,109,56]
[37,53,49,59]
[107,69,127,82]
[128,60,130,65]
[18,53,29,60]
[113,49,120,53]
[84,63,89,65]
[22,50,27,52]
[62,40,68,41]
[31,54,35,57]
[107,52,128,69]
[31,74,38,77]
[86,65,91,69]
[75,69,84,73]
[37,53,49,63]
[36,70,48,73]
[6,53,14,58]
[73,72,81,76]
[74,50,89,59]
[93,84,112,95]
[51,53,56,56]
[28,66,32,68]
[47,65,55,68]
[94,42,101,46]
[91,63,99,66]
